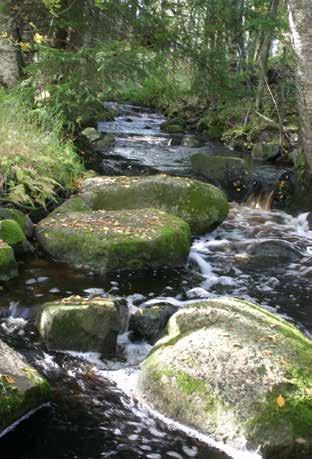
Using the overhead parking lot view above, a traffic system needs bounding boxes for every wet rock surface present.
[0,339,50,434]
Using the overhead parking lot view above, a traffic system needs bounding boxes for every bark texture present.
[287,0,312,179]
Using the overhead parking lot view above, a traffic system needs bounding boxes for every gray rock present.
[130,304,178,344]
[191,153,252,201]
[139,297,312,458]
[246,239,301,269]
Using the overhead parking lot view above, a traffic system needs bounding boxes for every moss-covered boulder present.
[51,196,91,215]
[252,143,280,161]
[0,339,51,435]
[79,175,229,234]
[139,298,312,458]
[36,208,191,273]
[0,207,33,237]
[0,240,18,281]
[191,153,252,201]
[38,296,120,356]
[0,219,30,256]
[160,119,186,134]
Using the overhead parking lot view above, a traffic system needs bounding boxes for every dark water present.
[1,104,311,459]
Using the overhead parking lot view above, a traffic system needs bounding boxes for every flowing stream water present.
[0,105,311,459]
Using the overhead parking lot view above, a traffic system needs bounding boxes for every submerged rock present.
[191,153,252,201]
[79,174,229,234]
[245,240,301,269]
[38,296,120,356]
[129,304,178,344]
[139,298,312,458]
[0,241,18,281]
[252,143,280,162]
[0,219,30,257]
[36,208,191,273]
[0,339,51,434]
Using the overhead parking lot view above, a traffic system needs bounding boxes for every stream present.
[0,105,311,459]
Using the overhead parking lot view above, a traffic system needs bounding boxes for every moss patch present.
[0,240,18,281]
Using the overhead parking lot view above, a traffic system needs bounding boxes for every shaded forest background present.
[0,0,309,208]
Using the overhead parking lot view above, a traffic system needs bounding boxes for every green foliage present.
[0,88,84,208]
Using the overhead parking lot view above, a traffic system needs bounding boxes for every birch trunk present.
[287,0,312,179]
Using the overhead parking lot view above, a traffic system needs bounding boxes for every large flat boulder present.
[36,208,191,273]
[38,296,120,356]
[78,175,229,234]
[139,298,312,458]
[191,153,252,201]
[0,339,50,434]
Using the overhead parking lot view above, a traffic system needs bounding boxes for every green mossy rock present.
[160,119,186,134]
[91,133,115,151]
[0,219,30,257]
[252,143,280,161]
[191,153,252,201]
[38,296,120,356]
[79,175,229,234]
[81,127,102,143]
[0,339,51,434]
[0,208,33,237]
[139,298,312,458]
[0,241,18,281]
[36,208,191,273]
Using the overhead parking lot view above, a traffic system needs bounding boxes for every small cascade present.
[246,189,275,210]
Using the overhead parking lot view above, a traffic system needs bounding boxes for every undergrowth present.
[0,88,84,208]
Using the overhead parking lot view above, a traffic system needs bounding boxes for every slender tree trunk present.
[255,0,279,111]
[286,0,312,180]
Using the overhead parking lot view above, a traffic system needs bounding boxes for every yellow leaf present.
[276,395,285,408]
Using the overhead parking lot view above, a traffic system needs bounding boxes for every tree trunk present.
[286,0,312,180]
[255,0,279,111]
[0,1,20,87]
